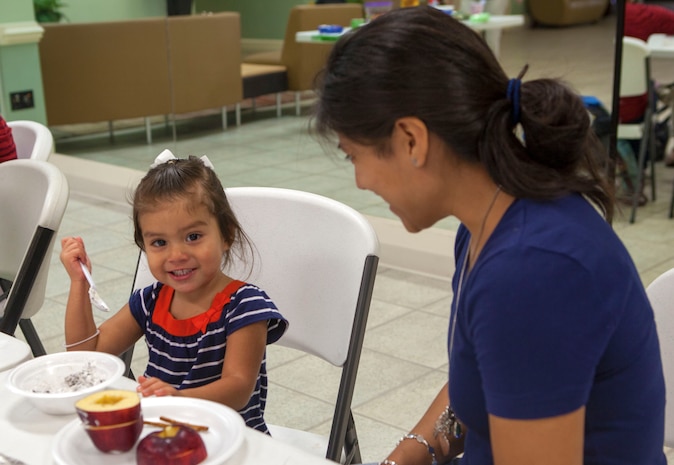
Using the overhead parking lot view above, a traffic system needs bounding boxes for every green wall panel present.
[60,0,167,23]
[0,43,46,122]
[0,0,34,22]
[0,0,168,122]
[196,0,306,40]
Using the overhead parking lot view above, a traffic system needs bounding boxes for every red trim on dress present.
[152,280,245,336]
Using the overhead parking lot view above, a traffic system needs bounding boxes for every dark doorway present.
[167,0,192,15]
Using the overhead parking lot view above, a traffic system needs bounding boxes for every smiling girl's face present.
[139,196,231,299]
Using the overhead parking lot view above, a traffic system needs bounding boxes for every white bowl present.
[6,351,125,415]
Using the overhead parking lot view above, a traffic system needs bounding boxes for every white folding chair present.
[0,160,69,356]
[646,267,674,448]
[6,120,54,161]
[126,187,379,464]
[618,37,656,224]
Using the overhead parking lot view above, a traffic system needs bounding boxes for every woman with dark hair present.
[314,7,665,465]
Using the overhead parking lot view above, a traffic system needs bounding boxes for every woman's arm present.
[384,383,465,465]
[137,321,268,410]
[489,407,585,465]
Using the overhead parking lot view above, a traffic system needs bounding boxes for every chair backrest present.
[280,4,363,91]
[0,160,69,334]
[620,36,650,98]
[7,120,54,161]
[130,186,379,460]
[646,268,674,448]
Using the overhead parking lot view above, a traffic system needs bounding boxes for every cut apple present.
[83,417,144,453]
[137,425,208,465]
[75,389,141,427]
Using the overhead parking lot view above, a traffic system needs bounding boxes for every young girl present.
[60,152,287,433]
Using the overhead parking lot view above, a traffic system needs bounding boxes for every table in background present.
[0,371,334,465]
[648,33,674,59]
[295,15,525,58]
[0,333,31,372]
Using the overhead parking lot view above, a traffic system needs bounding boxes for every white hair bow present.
[150,149,215,170]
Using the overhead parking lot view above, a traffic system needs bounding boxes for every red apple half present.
[83,417,144,453]
[137,425,208,465]
[75,389,141,427]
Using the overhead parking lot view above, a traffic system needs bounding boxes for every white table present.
[295,14,525,57]
[0,333,32,372]
[648,33,674,59]
[0,371,334,465]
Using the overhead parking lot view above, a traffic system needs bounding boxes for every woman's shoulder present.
[489,195,633,275]
[502,195,614,243]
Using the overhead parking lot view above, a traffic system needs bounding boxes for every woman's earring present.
[412,158,418,167]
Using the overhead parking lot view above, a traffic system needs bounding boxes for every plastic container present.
[318,24,344,34]
[470,0,486,14]
[433,4,455,15]
[364,1,393,21]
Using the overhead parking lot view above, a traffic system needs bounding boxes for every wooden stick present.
[158,416,209,432]
[143,420,171,429]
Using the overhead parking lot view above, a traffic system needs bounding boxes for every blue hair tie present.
[507,78,522,125]
[506,64,529,125]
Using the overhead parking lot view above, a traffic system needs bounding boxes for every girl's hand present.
[60,236,90,282]
[137,376,180,397]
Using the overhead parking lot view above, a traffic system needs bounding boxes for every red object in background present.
[0,116,17,163]
[619,3,674,123]
[624,3,674,42]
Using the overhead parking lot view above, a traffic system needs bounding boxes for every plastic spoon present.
[79,261,110,312]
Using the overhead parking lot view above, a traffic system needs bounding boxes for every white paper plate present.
[52,396,245,465]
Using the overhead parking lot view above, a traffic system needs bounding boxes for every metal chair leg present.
[630,136,649,223]
[669,176,674,218]
[120,347,136,380]
[19,319,46,357]
[630,103,655,223]
[343,411,361,465]
[648,110,657,202]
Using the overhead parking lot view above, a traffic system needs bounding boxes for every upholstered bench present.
[241,64,289,119]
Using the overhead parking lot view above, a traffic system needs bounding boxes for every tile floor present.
[14,13,674,463]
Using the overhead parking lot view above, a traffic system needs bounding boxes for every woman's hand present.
[384,383,465,465]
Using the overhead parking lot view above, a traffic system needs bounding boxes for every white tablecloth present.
[0,371,333,465]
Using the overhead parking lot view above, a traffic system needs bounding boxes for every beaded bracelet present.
[380,460,398,465]
[396,433,437,465]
